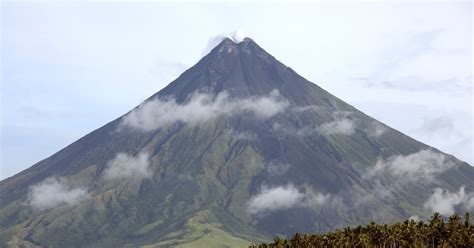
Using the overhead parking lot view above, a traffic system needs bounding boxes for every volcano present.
[1,38,473,247]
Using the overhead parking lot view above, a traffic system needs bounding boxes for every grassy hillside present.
[143,211,255,248]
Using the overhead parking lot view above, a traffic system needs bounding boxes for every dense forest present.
[250,213,474,248]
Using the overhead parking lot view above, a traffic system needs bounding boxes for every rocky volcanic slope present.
[1,38,473,247]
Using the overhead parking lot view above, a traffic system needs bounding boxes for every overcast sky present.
[1,1,472,179]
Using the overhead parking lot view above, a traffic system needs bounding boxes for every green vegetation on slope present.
[251,212,474,248]
[142,210,262,248]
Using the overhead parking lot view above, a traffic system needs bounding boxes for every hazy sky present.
[1,1,472,179]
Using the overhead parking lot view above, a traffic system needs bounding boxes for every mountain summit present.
[1,38,473,247]
[158,37,314,102]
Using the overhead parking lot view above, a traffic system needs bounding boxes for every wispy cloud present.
[247,184,335,215]
[202,30,247,55]
[351,76,471,96]
[121,90,288,132]
[318,118,355,136]
[229,129,257,142]
[28,177,89,210]
[318,112,356,136]
[247,184,305,215]
[366,122,387,138]
[272,111,356,137]
[419,116,455,133]
[365,149,453,182]
[304,188,339,209]
[265,161,291,176]
[411,113,472,165]
[355,149,455,209]
[349,180,396,209]
[103,152,151,180]
[423,187,474,215]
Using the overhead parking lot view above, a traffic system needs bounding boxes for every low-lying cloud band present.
[121,90,289,131]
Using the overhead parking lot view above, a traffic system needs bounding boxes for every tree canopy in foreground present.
[251,212,474,248]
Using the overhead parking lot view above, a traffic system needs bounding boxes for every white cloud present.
[423,187,474,215]
[265,162,291,176]
[366,149,453,181]
[230,129,257,141]
[371,180,395,200]
[350,180,395,208]
[304,190,335,208]
[121,90,288,131]
[241,90,288,118]
[247,184,334,215]
[467,196,474,210]
[292,105,323,113]
[227,30,246,43]
[318,118,355,136]
[271,123,300,136]
[353,77,471,95]
[420,116,454,133]
[202,30,247,55]
[271,111,357,137]
[314,112,356,136]
[247,184,304,215]
[103,152,151,180]
[367,122,387,138]
[28,177,89,210]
